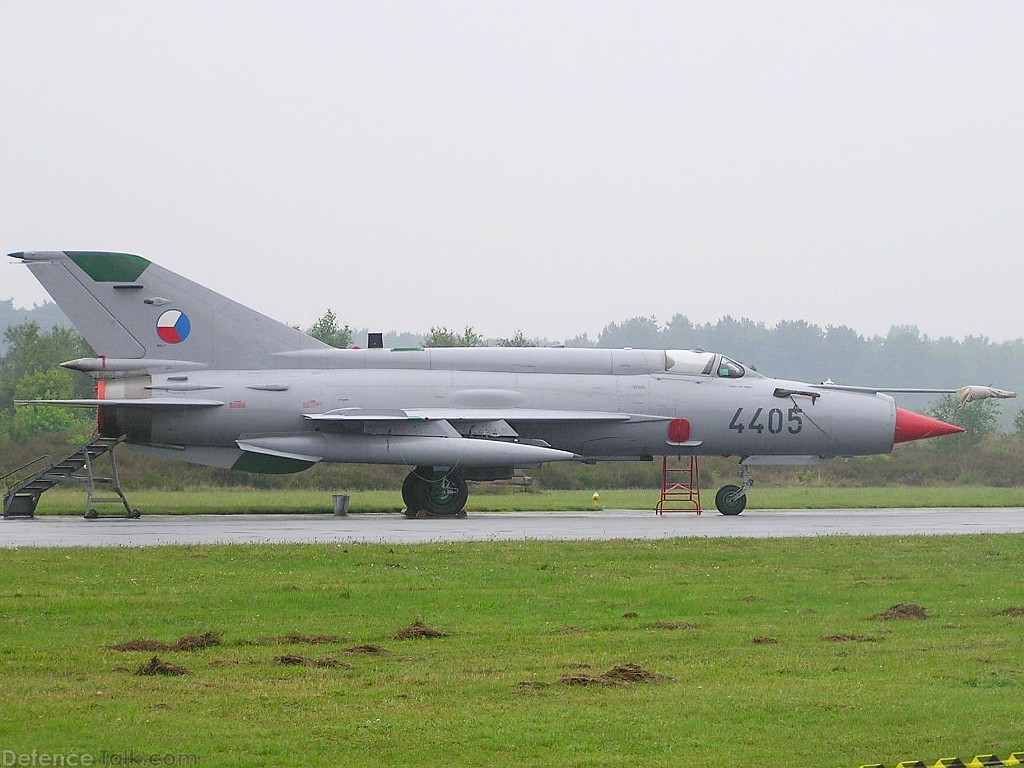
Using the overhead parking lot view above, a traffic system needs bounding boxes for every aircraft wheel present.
[714,485,747,515]
[402,471,425,511]
[421,470,468,517]
[402,468,469,517]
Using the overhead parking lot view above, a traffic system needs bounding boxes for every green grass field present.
[24,484,1024,516]
[1,536,1021,767]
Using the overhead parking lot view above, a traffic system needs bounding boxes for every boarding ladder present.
[655,456,701,514]
[2,436,138,519]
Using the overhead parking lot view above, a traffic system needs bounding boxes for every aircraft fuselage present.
[99,347,898,471]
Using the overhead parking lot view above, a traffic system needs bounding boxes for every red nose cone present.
[894,408,965,444]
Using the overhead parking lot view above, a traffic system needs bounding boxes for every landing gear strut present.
[714,463,753,515]
[402,467,469,518]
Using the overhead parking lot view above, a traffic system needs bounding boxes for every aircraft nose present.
[893,408,965,444]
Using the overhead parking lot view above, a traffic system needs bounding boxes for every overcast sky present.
[2,1,1021,344]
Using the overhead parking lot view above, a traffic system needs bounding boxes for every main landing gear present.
[402,467,469,518]
[714,463,754,515]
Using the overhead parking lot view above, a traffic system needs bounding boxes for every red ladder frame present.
[656,455,701,514]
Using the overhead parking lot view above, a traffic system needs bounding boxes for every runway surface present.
[2,508,1023,548]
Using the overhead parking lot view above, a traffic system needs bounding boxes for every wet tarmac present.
[2,507,1023,548]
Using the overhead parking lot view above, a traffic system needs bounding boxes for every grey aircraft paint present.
[9,251,993,515]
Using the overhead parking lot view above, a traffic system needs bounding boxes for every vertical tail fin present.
[10,251,328,369]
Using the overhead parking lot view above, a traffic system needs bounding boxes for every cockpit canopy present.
[664,350,749,379]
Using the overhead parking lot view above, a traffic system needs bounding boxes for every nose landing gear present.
[714,463,754,515]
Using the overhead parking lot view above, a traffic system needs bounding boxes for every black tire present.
[84,509,98,520]
[714,485,747,515]
[420,470,469,517]
[402,468,469,517]
[402,470,426,511]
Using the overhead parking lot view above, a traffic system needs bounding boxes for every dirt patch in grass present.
[602,664,673,684]
[873,603,929,620]
[559,663,674,687]
[393,621,450,640]
[652,621,699,630]
[112,632,221,652]
[275,654,353,669]
[822,633,878,643]
[112,639,167,652]
[344,644,390,655]
[994,606,1024,617]
[516,681,550,693]
[136,656,189,676]
[751,636,778,645]
[173,632,222,651]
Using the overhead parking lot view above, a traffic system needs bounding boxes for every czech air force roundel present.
[156,309,191,344]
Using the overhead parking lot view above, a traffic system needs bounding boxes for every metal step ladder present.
[655,455,702,515]
[2,436,139,519]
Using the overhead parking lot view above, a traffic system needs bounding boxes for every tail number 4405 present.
[729,407,803,435]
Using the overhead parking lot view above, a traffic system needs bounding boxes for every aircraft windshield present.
[716,356,745,378]
[664,350,746,379]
